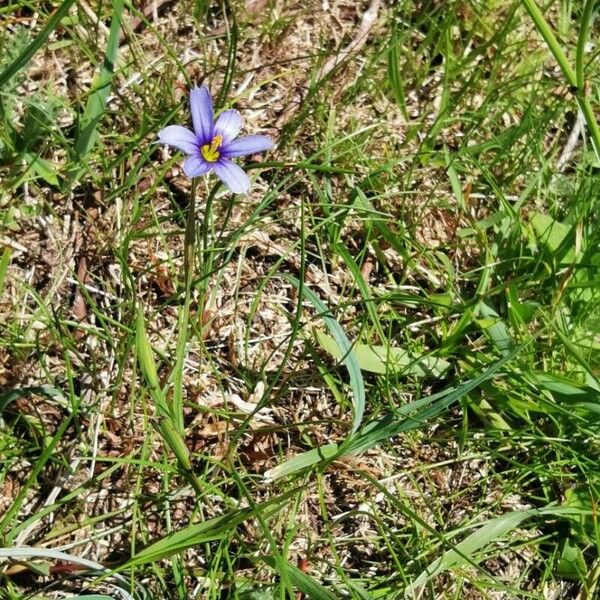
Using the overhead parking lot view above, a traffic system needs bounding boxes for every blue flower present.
[158,85,273,194]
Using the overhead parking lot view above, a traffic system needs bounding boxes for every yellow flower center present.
[200,134,223,162]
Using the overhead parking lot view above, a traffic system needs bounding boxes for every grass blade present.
[0,547,136,600]
[135,308,196,478]
[128,509,250,566]
[261,556,337,600]
[0,247,12,300]
[135,308,167,417]
[287,275,365,433]
[265,347,525,481]
[346,344,525,456]
[0,0,77,88]
[521,0,600,158]
[263,443,339,482]
[0,385,66,413]
[408,507,596,593]
[576,0,596,89]
[520,0,576,86]
[0,411,75,535]
[407,510,534,594]
[387,26,408,119]
[67,0,124,184]
[127,490,297,567]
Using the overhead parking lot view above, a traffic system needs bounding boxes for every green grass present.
[1,0,600,598]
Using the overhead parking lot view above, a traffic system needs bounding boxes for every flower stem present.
[196,183,220,330]
[184,180,198,300]
[171,178,197,435]
[168,179,207,497]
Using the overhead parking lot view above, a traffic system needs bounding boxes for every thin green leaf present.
[158,418,192,471]
[557,538,586,581]
[334,243,385,341]
[521,0,600,157]
[0,247,12,302]
[135,308,167,416]
[21,559,50,577]
[346,581,374,599]
[23,152,59,186]
[0,413,75,535]
[530,212,575,264]
[67,0,124,184]
[0,548,135,600]
[265,347,525,480]
[407,510,534,594]
[136,308,196,478]
[0,0,77,88]
[477,303,513,357]
[315,330,450,377]
[346,345,524,456]
[0,385,66,413]
[262,556,337,600]
[387,27,408,119]
[128,491,297,567]
[263,443,339,482]
[67,594,116,600]
[129,508,250,566]
[287,275,365,433]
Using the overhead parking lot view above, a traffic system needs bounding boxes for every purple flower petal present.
[221,135,273,158]
[190,85,214,144]
[213,159,250,194]
[158,125,198,155]
[183,155,211,178]
[214,109,242,143]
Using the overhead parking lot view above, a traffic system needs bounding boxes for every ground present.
[1,0,600,598]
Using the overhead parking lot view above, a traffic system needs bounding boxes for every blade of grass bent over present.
[0,548,136,600]
[287,275,365,434]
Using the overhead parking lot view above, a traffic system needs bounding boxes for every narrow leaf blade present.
[0,0,77,88]
[287,275,365,433]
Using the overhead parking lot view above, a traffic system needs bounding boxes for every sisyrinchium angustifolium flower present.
[157,85,273,194]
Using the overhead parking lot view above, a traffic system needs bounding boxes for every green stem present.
[521,0,600,160]
[184,180,198,301]
[576,1,600,159]
[196,183,220,329]
[579,95,600,159]
[202,188,215,259]
[576,0,595,89]
[171,178,197,434]
[521,0,576,86]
